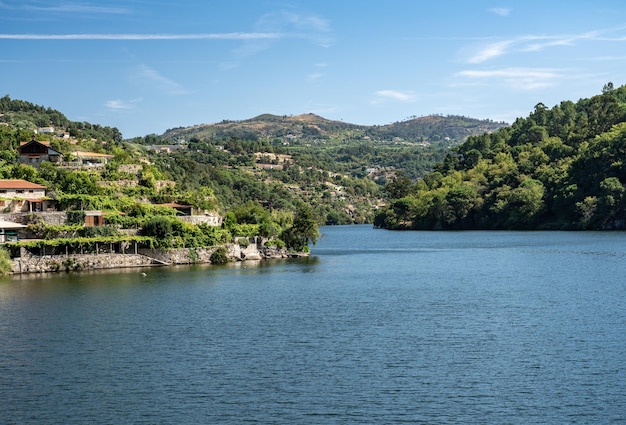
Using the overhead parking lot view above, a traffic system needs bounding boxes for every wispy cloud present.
[105,98,142,111]
[221,10,333,70]
[488,8,511,17]
[468,40,515,63]
[456,68,561,90]
[255,10,333,47]
[0,32,283,40]
[372,90,416,104]
[27,4,130,14]
[307,72,324,82]
[0,1,130,14]
[467,30,606,63]
[307,63,328,82]
[134,64,192,95]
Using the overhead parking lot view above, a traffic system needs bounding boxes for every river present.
[1,225,625,424]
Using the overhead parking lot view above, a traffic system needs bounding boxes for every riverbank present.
[10,238,307,274]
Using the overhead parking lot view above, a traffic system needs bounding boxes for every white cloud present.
[105,98,142,111]
[372,90,416,104]
[307,63,329,82]
[255,10,333,47]
[0,1,130,14]
[307,72,325,82]
[456,68,561,90]
[521,31,599,52]
[26,3,131,14]
[488,8,511,17]
[468,40,515,63]
[223,10,333,69]
[0,32,283,40]
[466,30,606,64]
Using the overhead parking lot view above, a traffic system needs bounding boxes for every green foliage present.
[80,225,119,238]
[66,211,86,225]
[229,223,260,237]
[210,246,229,264]
[281,204,320,250]
[7,236,155,258]
[264,239,285,248]
[139,216,174,240]
[3,94,506,241]
[376,84,626,230]
[0,247,13,275]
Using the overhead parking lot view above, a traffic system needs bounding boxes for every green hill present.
[374,83,626,230]
[0,95,507,229]
[160,112,506,148]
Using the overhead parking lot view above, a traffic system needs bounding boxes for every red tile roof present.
[0,179,46,190]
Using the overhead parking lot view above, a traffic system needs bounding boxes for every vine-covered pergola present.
[5,235,156,258]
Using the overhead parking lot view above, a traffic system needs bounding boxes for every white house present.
[0,179,49,213]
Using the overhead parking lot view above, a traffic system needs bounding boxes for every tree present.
[444,183,478,227]
[139,217,173,240]
[384,175,412,199]
[282,205,319,251]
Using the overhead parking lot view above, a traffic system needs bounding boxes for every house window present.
[16,190,24,194]
[0,190,5,194]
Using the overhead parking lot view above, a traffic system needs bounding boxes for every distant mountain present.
[368,115,508,143]
[161,113,508,146]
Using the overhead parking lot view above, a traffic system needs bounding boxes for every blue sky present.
[2,1,626,138]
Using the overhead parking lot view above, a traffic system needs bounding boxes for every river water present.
[1,225,625,424]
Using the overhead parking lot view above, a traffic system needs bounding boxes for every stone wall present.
[0,211,67,226]
[138,239,291,265]
[11,238,299,274]
[13,251,156,274]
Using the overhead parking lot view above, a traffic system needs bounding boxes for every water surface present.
[1,226,625,423]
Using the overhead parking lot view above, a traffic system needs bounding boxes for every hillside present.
[0,95,508,230]
[375,83,626,230]
[141,113,507,224]
[160,113,507,148]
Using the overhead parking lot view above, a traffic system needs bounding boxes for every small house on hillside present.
[70,151,115,167]
[85,210,106,227]
[0,179,51,213]
[159,203,193,216]
[0,219,26,243]
[18,139,63,166]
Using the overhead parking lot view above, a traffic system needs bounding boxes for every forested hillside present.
[0,95,501,240]
[374,83,626,230]
[129,112,505,224]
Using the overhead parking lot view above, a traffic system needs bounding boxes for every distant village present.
[0,136,221,244]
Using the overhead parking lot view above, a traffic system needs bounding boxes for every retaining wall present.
[11,238,297,274]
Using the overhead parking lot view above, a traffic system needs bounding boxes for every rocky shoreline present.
[11,238,308,274]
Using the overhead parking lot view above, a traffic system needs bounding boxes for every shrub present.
[210,246,229,264]
[139,216,173,239]
[80,225,118,238]
[265,239,285,248]
[0,248,12,275]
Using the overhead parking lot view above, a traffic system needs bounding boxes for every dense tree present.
[281,205,319,251]
[375,84,626,230]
